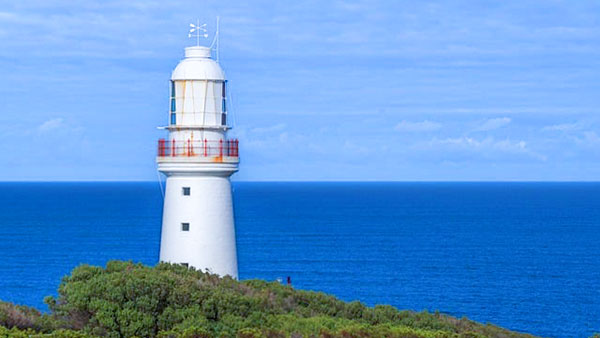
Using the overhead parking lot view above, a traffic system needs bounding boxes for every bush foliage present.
[1,261,540,337]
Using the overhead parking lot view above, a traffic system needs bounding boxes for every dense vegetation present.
[0,261,540,337]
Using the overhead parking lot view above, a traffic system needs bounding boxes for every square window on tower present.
[182,187,191,196]
[181,223,190,231]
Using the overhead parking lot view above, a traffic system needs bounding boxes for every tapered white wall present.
[159,175,238,278]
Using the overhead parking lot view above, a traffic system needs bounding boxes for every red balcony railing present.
[158,139,239,157]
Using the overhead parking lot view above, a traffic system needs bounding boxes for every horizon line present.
[1,180,599,183]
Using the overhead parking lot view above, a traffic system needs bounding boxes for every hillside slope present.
[1,261,538,337]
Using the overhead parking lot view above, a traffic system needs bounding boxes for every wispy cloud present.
[394,120,442,132]
[36,117,84,136]
[542,122,583,132]
[251,123,286,133]
[574,131,600,147]
[38,118,65,132]
[416,136,546,161]
[473,117,511,132]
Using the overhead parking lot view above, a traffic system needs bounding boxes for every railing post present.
[171,140,175,157]
[204,139,207,157]
[158,139,164,156]
[219,139,223,157]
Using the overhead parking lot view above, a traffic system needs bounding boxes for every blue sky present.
[0,1,599,181]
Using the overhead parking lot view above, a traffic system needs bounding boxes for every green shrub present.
[0,261,538,338]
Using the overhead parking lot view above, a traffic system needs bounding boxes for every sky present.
[0,0,599,181]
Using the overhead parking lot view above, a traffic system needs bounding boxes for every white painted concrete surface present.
[159,175,238,278]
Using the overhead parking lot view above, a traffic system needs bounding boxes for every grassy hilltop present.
[0,261,539,338]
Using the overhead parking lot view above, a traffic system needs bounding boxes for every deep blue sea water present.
[0,182,598,337]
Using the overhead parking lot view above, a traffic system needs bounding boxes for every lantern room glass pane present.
[170,113,176,125]
[222,99,226,113]
[171,81,175,97]
[222,80,226,98]
[170,98,176,112]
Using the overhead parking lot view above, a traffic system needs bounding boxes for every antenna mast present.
[209,17,221,62]
[216,16,220,63]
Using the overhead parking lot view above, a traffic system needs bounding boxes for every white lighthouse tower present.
[157,24,239,278]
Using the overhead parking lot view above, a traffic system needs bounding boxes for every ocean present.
[0,182,598,337]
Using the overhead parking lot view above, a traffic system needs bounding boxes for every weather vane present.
[189,19,208,46]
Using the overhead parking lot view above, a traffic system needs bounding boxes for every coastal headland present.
[0,261,543,338]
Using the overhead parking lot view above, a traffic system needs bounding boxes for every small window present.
[170,112,176,125]
[182,187,190,196]
[181,223,190,231]
[181,263,188,268]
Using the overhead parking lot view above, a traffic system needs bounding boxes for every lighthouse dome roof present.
[171,46,225,81]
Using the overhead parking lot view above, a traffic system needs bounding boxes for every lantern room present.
[169,46,228,128]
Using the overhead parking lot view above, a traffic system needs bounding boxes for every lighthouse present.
[156,28,239,278]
